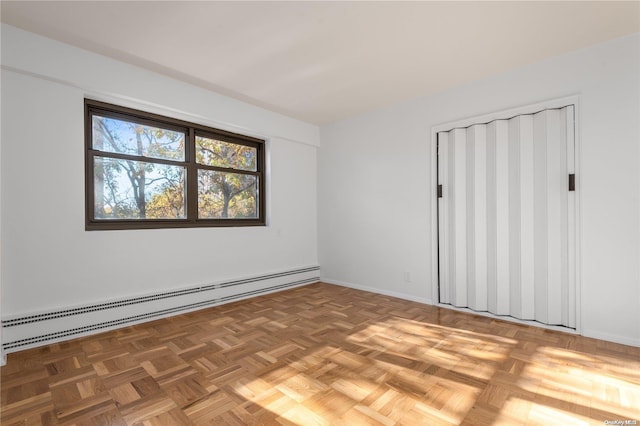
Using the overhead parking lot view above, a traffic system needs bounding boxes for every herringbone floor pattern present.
[2,283,639,425]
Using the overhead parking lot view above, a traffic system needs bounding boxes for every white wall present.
[2,23,639,351]
[1,25,319,318]
[319,33,640,346]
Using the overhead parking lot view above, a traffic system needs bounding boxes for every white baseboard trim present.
[323,279,639,348]
[434,303,580,335]
[582,329,640,348]
[2,266,320,355]
[322,278,433,305]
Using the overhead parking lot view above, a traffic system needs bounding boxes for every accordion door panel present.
[437,106,575,328]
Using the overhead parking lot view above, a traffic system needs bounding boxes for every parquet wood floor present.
[2,283,639,425]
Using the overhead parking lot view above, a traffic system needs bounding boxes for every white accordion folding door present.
[437,106,576,328]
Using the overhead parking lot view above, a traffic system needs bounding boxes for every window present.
[85,99,265,230]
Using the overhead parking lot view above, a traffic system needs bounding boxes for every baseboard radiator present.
[2,266,320,353]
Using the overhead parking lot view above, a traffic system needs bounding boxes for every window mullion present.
[89,150,186,167]
[194,164,260,175]
[187,127,198,222]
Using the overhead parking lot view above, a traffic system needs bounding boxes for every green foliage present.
[198,171,257,219]
[93,117,257,220]
[196,136,256,171]
[93,116,186,219]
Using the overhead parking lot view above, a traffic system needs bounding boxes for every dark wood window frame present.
[85,99,266,230]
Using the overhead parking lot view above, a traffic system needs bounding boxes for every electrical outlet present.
[404,271,411,283]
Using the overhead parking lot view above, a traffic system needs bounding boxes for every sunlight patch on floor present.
[516,346,640,423]
[231,314,639,425]
[528,403,592,425]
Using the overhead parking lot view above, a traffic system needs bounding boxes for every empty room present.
[1,1,639,424]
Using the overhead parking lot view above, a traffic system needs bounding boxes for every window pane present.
[198,170,258,219]
[92,115,185,161]
[94,157,186,219]
[196,136,257,171]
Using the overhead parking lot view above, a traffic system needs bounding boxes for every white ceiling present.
[2,1,639,125]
